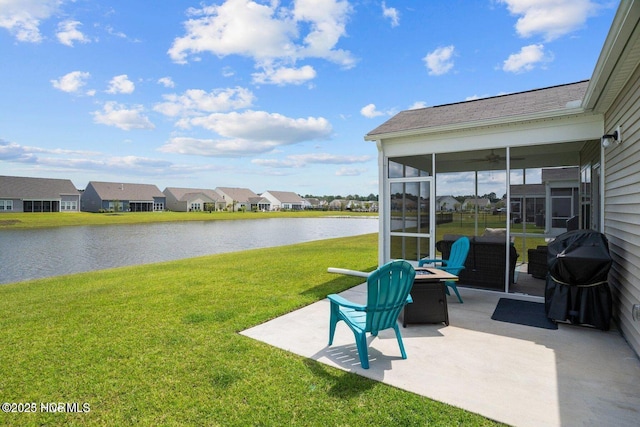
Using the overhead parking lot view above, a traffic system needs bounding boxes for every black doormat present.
[491,298,558,330]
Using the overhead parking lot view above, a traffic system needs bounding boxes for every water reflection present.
[0,217,377,284]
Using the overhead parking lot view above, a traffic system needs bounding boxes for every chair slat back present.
[366,260,415,334]
[447,236,470,274]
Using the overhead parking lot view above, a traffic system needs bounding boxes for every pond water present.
[0,217,378,284]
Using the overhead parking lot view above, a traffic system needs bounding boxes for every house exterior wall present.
[60,194,80,212]
[603,62,640,357]
[1,198,21,212]
[164,191,185,212]
[260,192,280,210]
[80,184,102,212]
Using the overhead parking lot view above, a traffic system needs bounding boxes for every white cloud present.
[0,0,61,42]
[51,71,92,94]
[408,101,427,110]
[253,153,371,168]
[0,139,36,163]
[92,102,155,130]
[499,0,600,41]
[168,0,355,83]
[503,44,550,73]
[336,167,366,176]
[360,103,395,118]
[157,77,175,88]
[105,25,128,39]
[382,1,400,27]
[159,136,278,157]
[154,87,255,117]
[252,65,317,85]
[0,138,100,164]
[188,110,331,143]
[56,20,90,46]
[424,45,455,76]
[160,110,332,157]
[106,75,135,94]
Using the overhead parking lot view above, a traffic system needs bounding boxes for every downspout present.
[376,140,386,266]
[600,142,606,232]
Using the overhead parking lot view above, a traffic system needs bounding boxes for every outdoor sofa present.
[527,245,548,279]
[435,230,518,290]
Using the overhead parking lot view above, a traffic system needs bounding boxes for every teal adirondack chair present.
[419,236,470,303]
[327,260,416,369]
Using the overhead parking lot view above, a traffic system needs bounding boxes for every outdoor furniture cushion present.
[437,236,518,290]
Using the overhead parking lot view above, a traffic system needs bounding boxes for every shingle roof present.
[0,175,79,199]
[88,181,164,201]
[215,187,259,203]
[541,167,579,182]
[164,187,222,202]
[264,191,303,203]
[366,81,589,138]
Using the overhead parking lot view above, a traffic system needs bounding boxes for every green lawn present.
[0,234,502,426]
[0,210,376,230]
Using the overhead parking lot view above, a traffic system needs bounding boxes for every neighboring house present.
[163,187,225,212]
[82,181,165,212]
[260,191,304,211]
[248,196,271,211]
[365,1,640,358]
[302,197,321,209]
[328,199,348,210]
[462,197,491,211]
[0,175,80,213]
[436,195,458,211]
[214,187,259,211]
[510,167,579,229]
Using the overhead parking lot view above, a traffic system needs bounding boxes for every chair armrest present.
[327,294,365,310]
[418,258,447,267]
[439,265,465,273]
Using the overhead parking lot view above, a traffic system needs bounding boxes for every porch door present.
[387,177,434,263]
[549,186,579,235]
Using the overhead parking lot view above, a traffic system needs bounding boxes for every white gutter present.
[364,107,590,142]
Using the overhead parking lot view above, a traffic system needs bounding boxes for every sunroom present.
[365,80,608,297]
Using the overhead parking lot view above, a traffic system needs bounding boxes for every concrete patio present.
[241,284,640,427]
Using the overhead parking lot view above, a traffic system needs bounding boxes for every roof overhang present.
[583,1,640,113]
[373,110,602,159]
[364,106,589,143]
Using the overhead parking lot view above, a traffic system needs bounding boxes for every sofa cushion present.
[474,235,507,244]
[483,227,507,238]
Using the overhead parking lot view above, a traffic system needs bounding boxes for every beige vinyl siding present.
[604,63,640,357]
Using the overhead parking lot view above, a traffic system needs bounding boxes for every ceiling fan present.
[467,149,524,164]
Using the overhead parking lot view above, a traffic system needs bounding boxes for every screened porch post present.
[505,146,512,294]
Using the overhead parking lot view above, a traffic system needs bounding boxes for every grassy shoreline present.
[0,234,500,426]
[0,210,377,230]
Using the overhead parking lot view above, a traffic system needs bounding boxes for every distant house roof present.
[303,197,320,206]
[366,81,589,138]
[0,175,79,199]
[249,196,270,205]
[541,167,579,182]
[263,191,304,204]
[510,184,545,197]
[87,181,164,201]
[463,197,491,206]
[215,187,259,203]
[164,187,222,202]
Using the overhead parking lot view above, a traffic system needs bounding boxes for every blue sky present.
[0,0,619,197]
